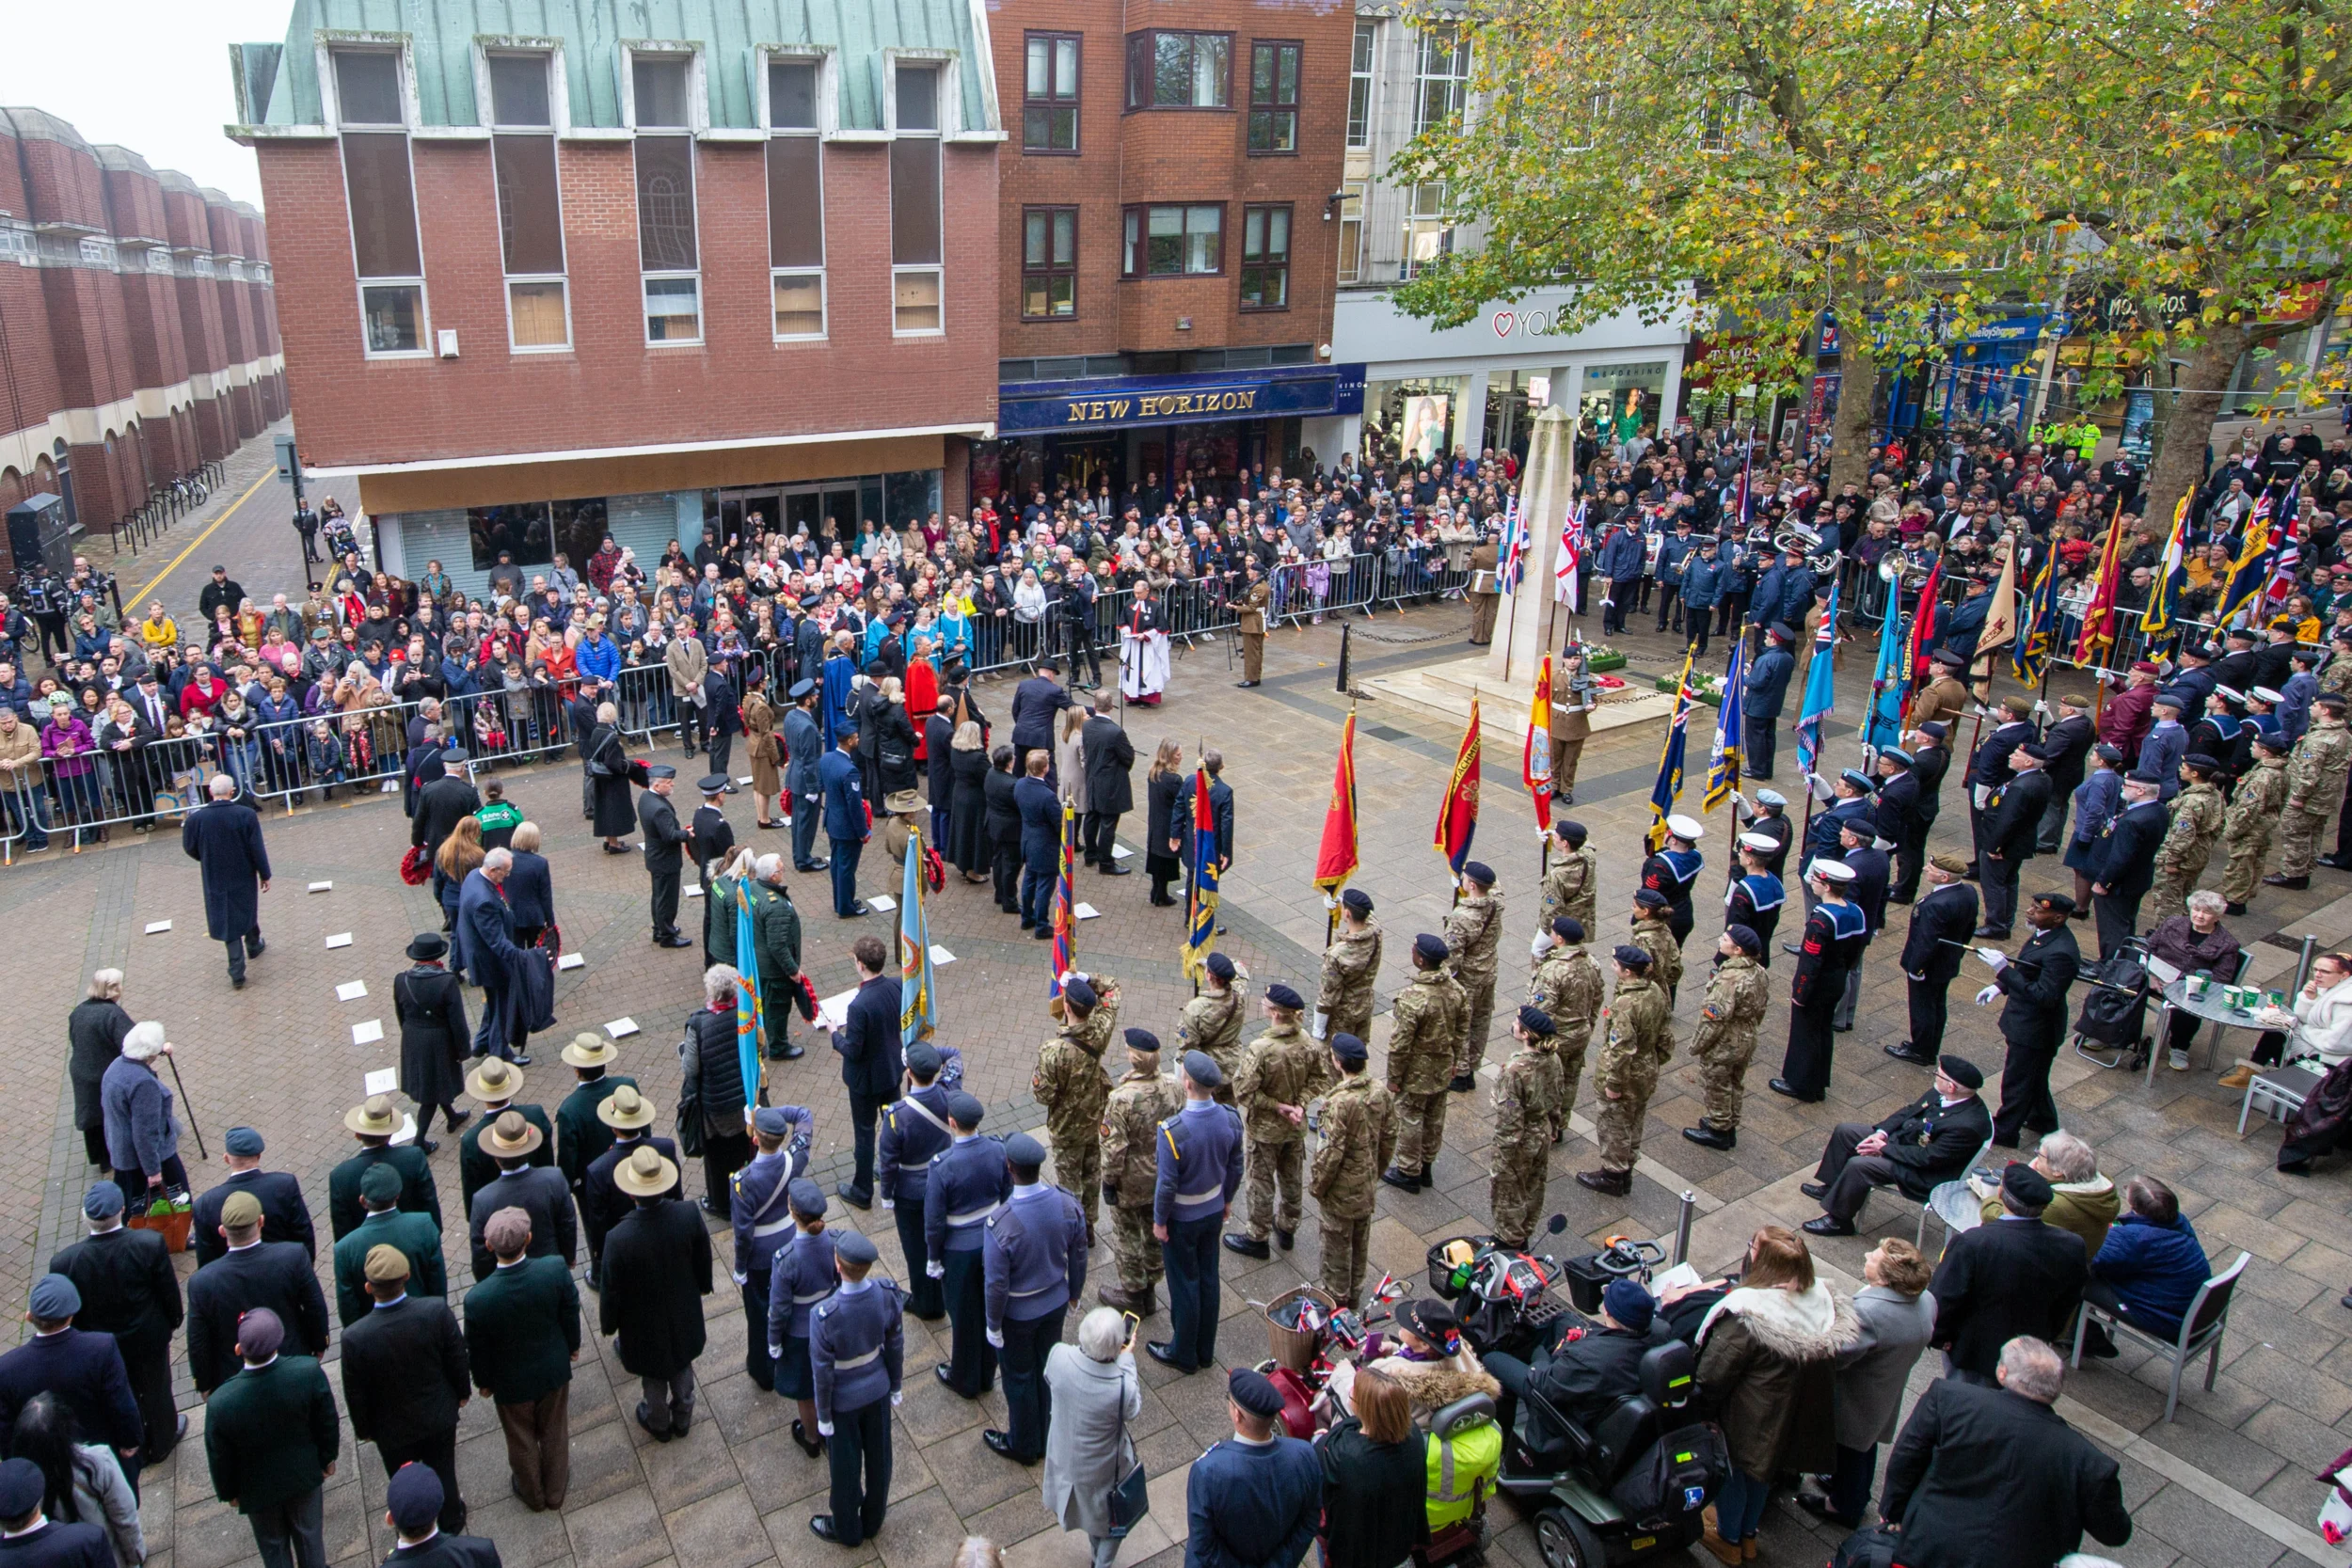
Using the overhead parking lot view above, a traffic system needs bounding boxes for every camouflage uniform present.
[1443,890,1505,1079]
[1178,985,1246,1104]
[1100,1063,1181,1296]
[1527,945,1604,1134]
[1233,1021,1330,1243]
[1311,1071,1395,1307]
[2220,753,2289,904]
[1032,974,1119,1234]
[1538,845,1601,939]
[1592,975,1675,1176]
[1630,914,1684,1000]
[1318,922,1384,1045]
[2148,778,2226,918]
[1386,970,1468,1179]
[1489,1037,1563,1245]
[2322,656,2352,705]
[2279,716,2352,878]
[1688,953,1771,1132]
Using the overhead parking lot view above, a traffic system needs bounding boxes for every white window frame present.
[1346,21,1375,150]
[481,46,571,354]
[627,47,704,347]
[887,55,949,338]
[1336,182,1365,284]
[765,50,831,343]
[1414,24,1471,135]
[326,40,432,361]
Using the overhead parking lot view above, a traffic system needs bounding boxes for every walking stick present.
[165,1049,207,1161]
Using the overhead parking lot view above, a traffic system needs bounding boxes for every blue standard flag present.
[1794,580,1840,780]
[1648,650,1697,850]
[1704,640,1744,811]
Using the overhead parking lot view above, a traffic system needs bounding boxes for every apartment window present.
[332,49,426,356]
[487,53,567,351]
[1022,207,1076,319]
[1240,205,1290,309]
[1414,26,1471,134]
[1336,184,1364,284]
[1347,22,1375,148]
[768,59,825,339]
[1402,182,1452,278]
[1122,204,1221,277]
[631,55,699,342]
[1024,33,1079,151]
[891,64,944,333]
[1248,42,1300,153]
[1125,31,1231,110]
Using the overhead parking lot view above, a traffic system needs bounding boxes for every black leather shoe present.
[635,1402,673,1441]
[836,1184,873,1210]
[1884,1043,1936,1066]
[415,1139,440,1156]
[1101,864,1132,876]
[791,1418,826,1457]
[246,937,266,958]
[2226,901,2249,915]
[1575,1168,1631,1196]
[699,1198,728,1218]
[1795,1493,1860,1528]
[1973,925,2010,940]
[1274,1227,1294,1251]
[1379,1165,1422,1193]
[2321,856,2352,871]
[1801,1216,1856,1237]
[983,1429,1030,1462]
[1768,1078,1817,1101]
[1781,942,1803,956]
[935,1362,958,1389]
[444,1109,471,1133]
[1234,680,1260,689]
[775,1044,806,1060]
[1449,1073,1477,1092]
[2265,874,2311,889]
[656,934,694,948]
[1801,1181,1829,1201]
[809,1515,842,1544]
[1681,1123,1736,1150]
[1145,1340,1194,1371]
[1222,1233,1270,1259]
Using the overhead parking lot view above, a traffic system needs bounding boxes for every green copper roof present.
[231,0,998,135]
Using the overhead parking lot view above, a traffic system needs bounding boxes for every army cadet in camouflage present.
[2268,694,2352,886]
[1311,1032,1395,1309]
[1097,1028,1181,1313]
[1629,890,1685,1000]
[1539,820,1600,941]
[1577,945,1675,1196]
[1489,1007,1565,1247]
[2148,754,2228,919]
[1031,972,1119,1239]
[1319,887,1384,1046]
[1177,951,1247,1104]
[1443,861,1505,1089]
[1679,926,1773,1150]
[2321,630,2352,705]
[1224,984,1332,1259]
[1380,933,1469,1192]
[2220,735,2291,911]
[1528,915,1603,1137]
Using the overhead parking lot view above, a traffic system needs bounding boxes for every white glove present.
[986,1327,1005,1349]
[732,1270,749,1286]
[1530,930,1554,960]
[1974,984,2000,1006]
[890,1391,904,1407]
[927,1260,946,1279]
[1805,772,1832,802]
[1906,971,1927,983]
[1975,947,2008,970]
[880,1196,895,1211]
[817,1420,834,1437]
[2031,698,2050,717]
[768,1343,784,1362]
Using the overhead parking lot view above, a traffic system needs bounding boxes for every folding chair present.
[2069,1251,2250,1422]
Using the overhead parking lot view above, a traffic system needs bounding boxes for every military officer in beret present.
[1527,916,1601,1139]
[1317,889,1382,1045]
[1149,1053,1244,1373]
[927,1093,1010,1399]
[1541,819,1600,938]
[878,1040,955,1320]
[982,1132,1087,1464]
[1186,1369,1323,1568]
[1309,1032,1392,1309]
[48,1183,183,1463]
[1680,926,1772,1151]
[1578,945,1674,1196]
[194,1125,315,1269]
[1490,1008,1564,1246]
[1179,951,1247,1101]
[1225,983,1327,1259]
[1034,974,1119,1246]
[1099,1029,1181,1313]
[691,774,736,966]
[808,1229,904,1546]
[380,1462,500,1566]
[728,1101,815,1389]
[1889,852,1979,1067]
[638,763,694,948]
[1442,862,1505,1090]
[1381,934,1468,1193]
[1629,888,1684,999]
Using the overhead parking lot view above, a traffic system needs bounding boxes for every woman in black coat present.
[947,721,992,880]
[1142,738,1186,908]
[584,710,636,848]
[393,931,471,1137]
[983,744,1025,913]
[69,971,135,1169]
[681,974,754,1212]
[1316,1367,1429,1568]
[873,678,920,796]
[505,824,556,950]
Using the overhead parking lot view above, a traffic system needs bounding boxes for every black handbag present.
[1105,1374,1149,1536]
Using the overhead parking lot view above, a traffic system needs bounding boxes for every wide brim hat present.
[466,1058,526,1103]
[613,1145,679,1196]
[485,1110,545,1157]
[561,1033,618,1069]
[884,789,922,814]
[596,1085,656,1130]
[343,1095,402,1136]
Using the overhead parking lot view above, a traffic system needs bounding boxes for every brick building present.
[230,0,1002,601]
[0,107,287,577]
[980,0,1364,507]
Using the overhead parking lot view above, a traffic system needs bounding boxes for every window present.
[332,50,426,356]
[1022,207,1076,319]
[1348,22,1375,148]
[891,64,944,333]
[631,55,698,342]
[1239,205,1290,309]
[1125,31,1231,110]
[1402,182,1452,278]
[1122,204,1221,277]
[488,53,567,351]
[1336,184,1364,284]
[1248,42,1300,153]
[1415,25,1471,134]
[769,59,825,340]
[1024,33,1079,151]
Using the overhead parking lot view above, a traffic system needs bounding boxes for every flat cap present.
[834,1229,880,1265]
[483,1207,533,1255]
[1413,932,1449,963]
[1228,1368,1287,1418]
[1005,1132,1048,1166]
[1518,1006,1554,1037]
[1329,1032,1367,1064]
[224,1126,264,1156]
[364,1243,412,1283]
[1612,943,1653,970]
[946,1092,986,1127]
[1123,1026,1161,1054]
[1938,1054,1984,1089]
[26,1275,78,1319]
[387,1462,445,1533]
[1265,982,1305,1010]
[1183,1051,1224,1089]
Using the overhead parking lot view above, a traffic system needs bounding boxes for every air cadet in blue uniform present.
[877,1040,955,1321]
[979,1131,1087,1465]
[765,1179,838,1459]
[1185,1369,1324,1568]
[1639,814,1706,947]
[1148,1051,1246,1375]
[807,1228,903,1547]
[729,1101,814,1393]
[925,1092,1010,1398]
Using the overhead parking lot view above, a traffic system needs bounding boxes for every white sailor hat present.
[1665,814,1704,841]
[2252,686,2285,705]
[2213,685,2248,704]
[1737,832,1777,853]
[1810,860,1858,883]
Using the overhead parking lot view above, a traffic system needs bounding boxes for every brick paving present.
[14,564,2352,1567]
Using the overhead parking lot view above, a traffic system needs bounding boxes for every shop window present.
[1347,22,1375,148]
[1240,205,1290,309]
[490,52,567,351]
[1248,42,1300,153]
[1126,31,1231,110]
[1122,204,1221,277]
[468,502,553,570]
[1023,207,1077,319]
[1024,33,1079,151]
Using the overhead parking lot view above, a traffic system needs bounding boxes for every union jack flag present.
[1496,496,1526,596]
[2262,481,2303,618]
[1554,499,1584,609]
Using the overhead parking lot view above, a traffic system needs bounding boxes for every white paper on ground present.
[683,884,703,898]
[144,921,171,935]
[325,933,353,949]
[869,894,897,911]
[557,953,584,971]
[738,776,754,785]
[606,1018,640,1038]
[351,1019,384,1045]
[1111,844,1133,859]
[930,944,956,965]
[308,880,332,893]
[817,988,858,1031]
[335,981,368,1002]
[389,1112,419,1146]
[1073,902,1100,920]
[362,1068,397,1096]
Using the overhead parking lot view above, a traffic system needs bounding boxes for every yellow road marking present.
[124,469,276,607]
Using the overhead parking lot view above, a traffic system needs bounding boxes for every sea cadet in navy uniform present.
[981,1132,1088,1465]
[1185,1369,1324,1568]
[877,1040,955,1321]
[1639,815,1707,947]
[764,1179,838,1460]
[1148,1052,1246,1375]
[807,1228,904,1548]
[730,1102,815,1392]
[925,1093,1010,1398]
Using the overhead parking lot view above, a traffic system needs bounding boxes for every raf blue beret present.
[27,1275,79,1321]
[833,1229,879,1265]
[224,1126,264,1156]
[1725,924,1762,955]
[1265,982,1305,1010]
[787,1179,828,1219]
[1341,888,1373,913]
[947,1092,986,1127]
[1005,1132,1048,1166]
[1462,861,1495,886]
[1329,1033,1367,1064]
[1062,976,1096,1010]
[905,1040,943,1077]
[1183,1051,1224,1088]
[1205,952,1236,980]
[1551,916,1584,943]
[1518,1006,1554,1037]
[1633,888,1668,910]
[753,1106,795,1137]
[82,1183,123,1219]
[387,1463,445,1533]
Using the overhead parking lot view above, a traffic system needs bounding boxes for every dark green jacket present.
[326,1143,441,1242]
[556,1075,634,1190]
[203,1354,341,1513]
[330,1209,447,1327]
[747,880,802,984]
[459,1102,554,1214]
[463,1254,581,1406]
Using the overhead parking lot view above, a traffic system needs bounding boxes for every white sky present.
[0,1,292,209]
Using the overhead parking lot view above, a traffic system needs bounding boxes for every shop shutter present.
[603,492,685,573]
[394,509,480,597]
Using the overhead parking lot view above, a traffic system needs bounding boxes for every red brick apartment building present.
[230,0,1003,598]
[0,108,286,578]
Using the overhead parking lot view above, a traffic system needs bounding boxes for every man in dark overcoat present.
[181,773,270,987]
